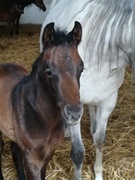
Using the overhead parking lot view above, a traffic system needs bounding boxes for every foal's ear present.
[42,22,55,47]
[67,21,82,46]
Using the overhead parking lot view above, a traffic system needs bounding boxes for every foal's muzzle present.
[63,104,83,125]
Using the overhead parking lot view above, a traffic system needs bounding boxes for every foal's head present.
[40,21,84,125]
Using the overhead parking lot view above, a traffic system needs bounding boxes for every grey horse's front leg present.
[65,123,85,180]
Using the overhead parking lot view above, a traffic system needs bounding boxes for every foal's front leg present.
[10,141,26,180]
[41,150,55,180]
[69,122,85,180]
[24,150,46,180]
[24,153,41,180]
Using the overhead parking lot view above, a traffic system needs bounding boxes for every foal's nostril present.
[64,104,83,120]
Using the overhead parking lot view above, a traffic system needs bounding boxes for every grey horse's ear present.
[42,22,55,47]
[67,21,82,46]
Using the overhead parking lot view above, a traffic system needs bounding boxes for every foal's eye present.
[45,69,53,78]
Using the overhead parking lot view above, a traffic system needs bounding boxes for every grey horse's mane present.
[81,0,135,77]
[99,0,135,10]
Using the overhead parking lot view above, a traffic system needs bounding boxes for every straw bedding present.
[0,25,135,180]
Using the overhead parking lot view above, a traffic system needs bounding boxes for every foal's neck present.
[25,73,60,116]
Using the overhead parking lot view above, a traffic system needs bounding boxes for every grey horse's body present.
[40,0,135,179]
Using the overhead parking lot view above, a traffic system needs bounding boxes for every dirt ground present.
[0,25,135,180]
